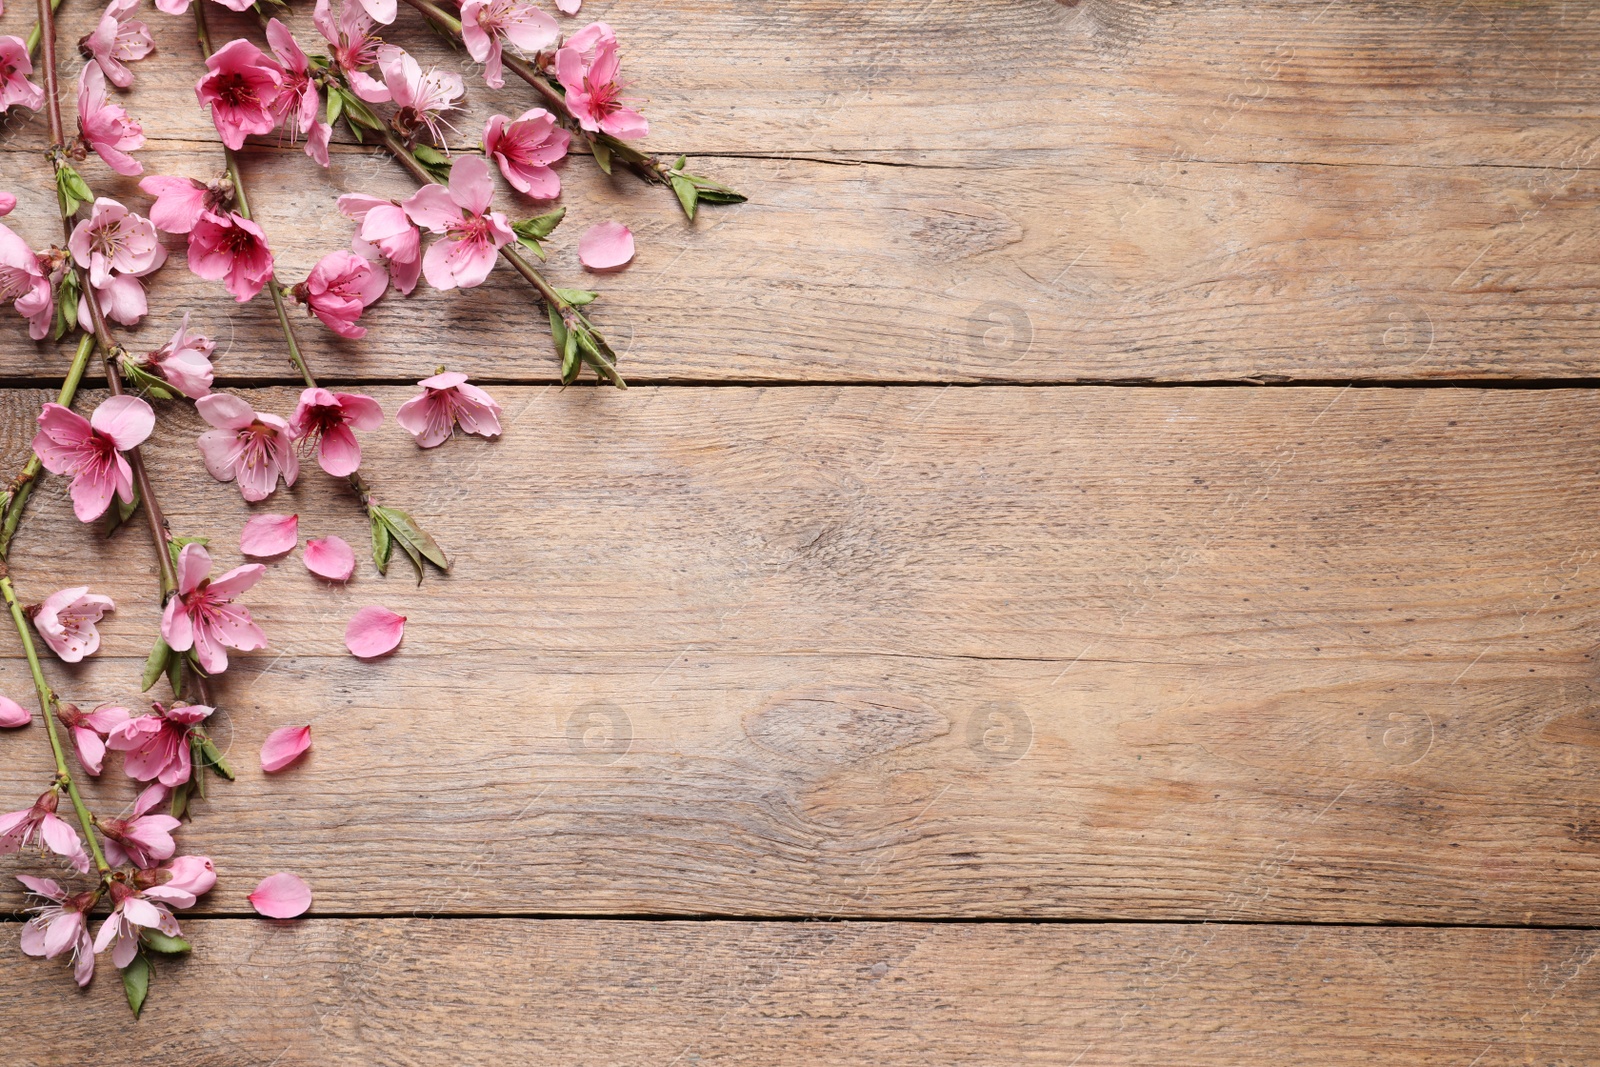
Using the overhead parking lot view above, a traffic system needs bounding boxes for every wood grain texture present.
[1,920,1596,1066]
[0,2,1595,382]
[0,386,1595,921]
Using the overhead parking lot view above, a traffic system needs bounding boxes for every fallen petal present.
[0,695,30,728]
[577,220,634,272]
[345,606,405,658]
[248,872,312,918]
[260,724,312,773]
[304,536,356,582]
[240,513,299,557]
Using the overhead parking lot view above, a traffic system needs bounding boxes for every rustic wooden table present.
[2,0,1598,1062]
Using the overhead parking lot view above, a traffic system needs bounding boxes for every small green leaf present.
[670,174,698,221]
[166,647,186,699]
[591,137,613,175]
[140,635,171,693]
[516,235,547,260]
[553,288,597,307]
[561,322,580,382]
[371,511,393,575]
[52,271,81,341]
[695,187,749,205]
[512,207,566,242]
[197,735,234,781]
[325,86,345,127]
[372,506,448,574]
[56,165,93,215]
[140,930,192,955]
[121,954,150,1017]
[673,155,687,171]
[103,484,140,538]
[170,778,191,819]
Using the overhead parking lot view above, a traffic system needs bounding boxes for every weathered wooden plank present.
[0,386,1595,920]
[1,920,1595,1065]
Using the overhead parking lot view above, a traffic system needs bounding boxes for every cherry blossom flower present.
[56,703,129,775]
[32,587,115,664]
[187,210,274,302]
[346,605,404,658]
[338,193,422,295]
[0,35,44,113]
[196,393,299,501]
[195,38,284,151]
[160,542,267,674]
[578,220,634,271]
[381,48,463,146]
[99,784,180,869]
[249,871,312,917]
[261,724,312,772]
[138,311,216,398]
[402,156,514,291]
[461,0,556,89]
[483,108,570,198]
[138,174,229,234]
[105,701,215,786]
[135,853,216,909]
[69,197,165,290]
[0,792,89,873]
[265,19,332,167]
[0,694,27,727]
[0,221,52,339]
[396,371,502,448]
[240,512,298,557]
[555,28,646,139]
[304,535,355,581]
[77,63,146,175]
[31,396,155,523]
[18,876,96,987]
[79,0,154,89]
[294,250,388,339]
[94,881,183,968]
[314,0,389,102]
[289,387,383,477]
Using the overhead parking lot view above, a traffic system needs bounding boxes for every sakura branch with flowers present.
[0,0,731,1015]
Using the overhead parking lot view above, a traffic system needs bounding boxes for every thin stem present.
[0,574,111,878]
[23,0,66,62]
[34,0,65,151]
[0,333,96,557]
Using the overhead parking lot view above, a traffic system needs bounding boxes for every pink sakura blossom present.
[196,38,284,151]
[403,155,514,291]
[249,871,312,918]
[261,724,312,772]
[304,535,355,581]
[0,35,44,113]
[79,0,154,89]
[196,393,299,501]
[345,605,404,658]
[18,876,97,987]
[396,371,502,448]
[33,587,115,664]
[69,197,165,290]
[382,48,463,146]
[94,881,183,968]
[338,193,422,295]
[136,853,216,908]
[555,26,646,140]
[0,694,28,727]
[556,0,581,13]
[0,792,89,873]
[140,311,216,398]
[32,396,155,523]
[138,173,228,234]
[105,701,215,786]
[188,210,274,301]
[55,703,129,775]
[289,387,383,477]
[314,0,389,103]
[295,250,388,339]
[240,512,298,557]
[100,784,180,868]
[484,108,570,198]
[461,0,557,90]
[77,63,146,175]
[265,19,332,168]
[160,542,267,674]
[578,219,634,272]
[0,221,52,339]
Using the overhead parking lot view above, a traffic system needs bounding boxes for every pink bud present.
[345,606,405,658]
[248,871,312,918]
[260,724,312,773]
[0,694,30,728]
[240,513,299,557]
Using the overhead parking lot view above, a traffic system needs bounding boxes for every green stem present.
[1,574,111,878]
[0,333,95,558]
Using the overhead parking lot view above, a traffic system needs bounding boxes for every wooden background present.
[2,0,1599,1063]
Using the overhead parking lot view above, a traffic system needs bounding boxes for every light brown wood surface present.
[0,0,1595,1062]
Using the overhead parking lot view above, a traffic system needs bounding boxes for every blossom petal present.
[240,513,299,557]
[577,221,635,272]
[260,724,312,772]
[345,606,405,658]
[0,694,30,728]
[249,872,312,918]
[304,536,355,581]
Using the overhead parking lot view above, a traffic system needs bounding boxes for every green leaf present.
[591,137,613,175]
[52,271,81,341]
[512,207,566,242]
[140,930,192,955]
[56,165,93,216]
[121,954,150,1017]
[325,87,345,127]
[170,777,190,819]
[167,535,208,572]
[371,506,448,576]
[371,511,393,576]
[670,174,698,221]
[561,321,580,382]
[166,647,185,699]
[197,735,234,781]
[140,636,171,693]
[190,735,207,800]
[673,155,687,171]
[411,144,454,183]
[695,187,748,205]
[103,483,140,538]
[553,288,597,307]
[516,235,547,260]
